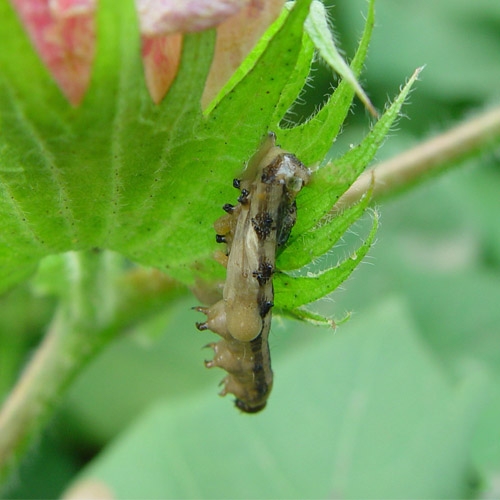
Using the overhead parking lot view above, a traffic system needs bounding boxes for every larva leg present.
[194,300,230,339]
[205,329,273,413]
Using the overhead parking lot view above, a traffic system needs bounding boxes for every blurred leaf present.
[59,297,212,444]
[472,381,500,489]
[66,299,486,499]
[311,149,500,492]
[2,430,78,499]
[334,0,500,120]
[454,162,500,266]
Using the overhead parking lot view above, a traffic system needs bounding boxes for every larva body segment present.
[196,133,310,413]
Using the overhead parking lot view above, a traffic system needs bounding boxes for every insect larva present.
[196,132,310,413]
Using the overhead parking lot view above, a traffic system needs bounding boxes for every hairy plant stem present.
[0,251,184,489]
[335,106,500,211]
[0,308,99,486]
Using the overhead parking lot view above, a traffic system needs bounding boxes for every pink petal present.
[141,33,182,104]
[48,0,95,16]
[11,0,96,105]
[136,0,248,36]
[202,0,285,106]
[137,0,285,105]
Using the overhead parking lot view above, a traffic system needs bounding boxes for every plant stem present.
[0,309,89,484]
[335,106,500,210]
[0,251,184,489]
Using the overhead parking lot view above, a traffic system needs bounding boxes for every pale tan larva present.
[196,133,311,413]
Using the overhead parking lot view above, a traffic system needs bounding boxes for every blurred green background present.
[1,0,500,498]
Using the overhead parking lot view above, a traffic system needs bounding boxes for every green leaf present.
[271,31,316,127]
[202,0,313,143]
[305,0,376,116]
[275,210,378,310]
[63,299,485,499]
[278,306,341,327]
[278,186,372,271]
[204,6,291,116]
[276,0,375,165]
[0,0,313,292]
[294,66,423,237]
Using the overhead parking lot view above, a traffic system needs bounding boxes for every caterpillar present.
[196,132,311,413]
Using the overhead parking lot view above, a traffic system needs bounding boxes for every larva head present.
[281,154,311,192]
[261,153,311,192]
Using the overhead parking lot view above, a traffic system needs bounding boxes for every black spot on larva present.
[252,360,264,372]
[254,378,270,397]
[238,189,250,204]
[253,260,274,286]
[276,200,297,247]
[223,203,235,213]
[258,298,274,318]
[233,178,241,189]
[215,234,226,244]
[260,154,284,183]
[251,212,273,240]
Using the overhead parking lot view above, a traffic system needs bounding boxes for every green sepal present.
[275,210,379,310]
[0,0,313,291]
[277,307,340,328]
[293,66,422,238]
[278,185,373,271]
[275,0,375,165]
[305,0,376,117]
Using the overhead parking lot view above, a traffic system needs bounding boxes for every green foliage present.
[275,210,378,311]
[304,0,376,117]
[276,0,374,164]
[57,300,487,499]
[0,0,363,296]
